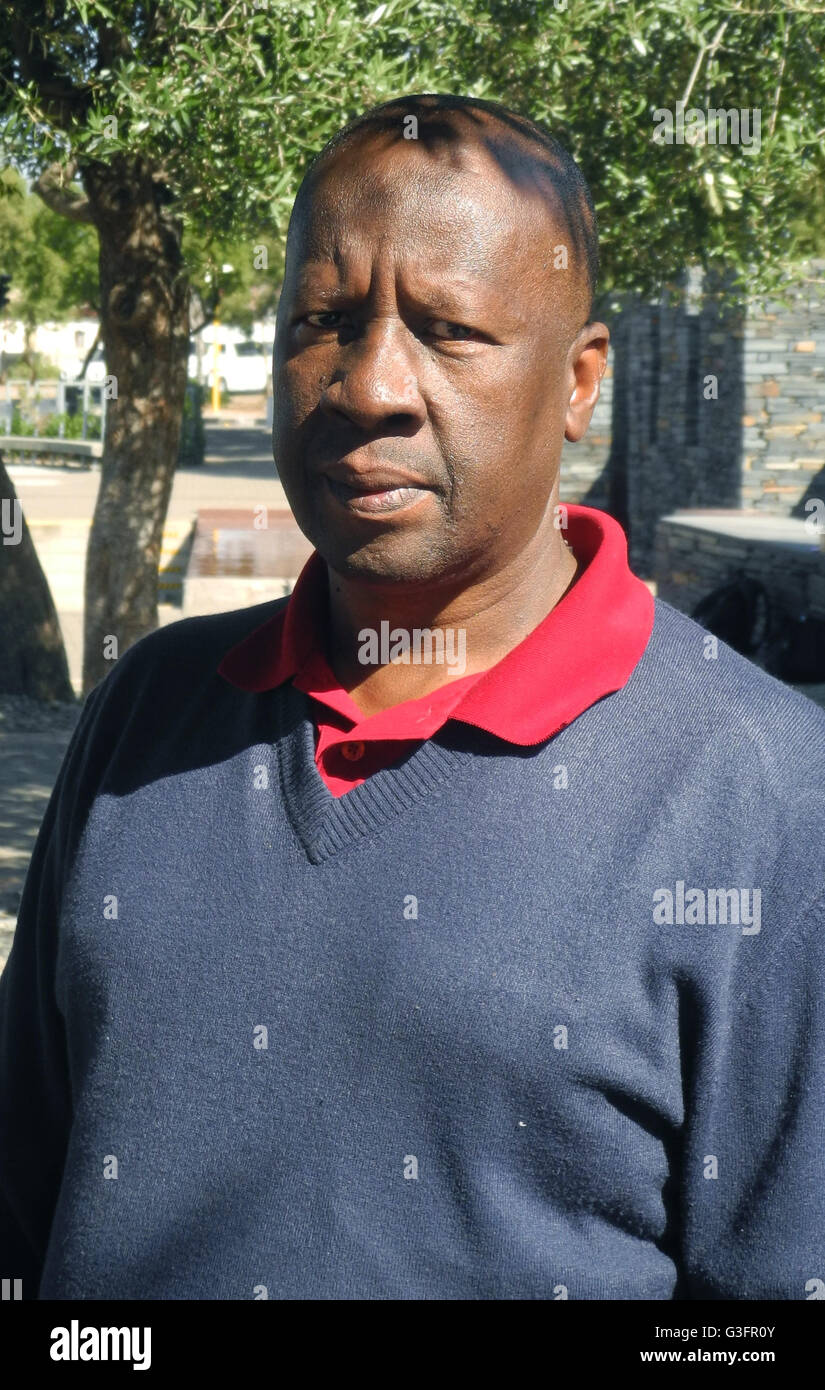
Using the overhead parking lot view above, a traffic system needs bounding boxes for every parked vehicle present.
[59,340,269,396]
[188,339,269,394]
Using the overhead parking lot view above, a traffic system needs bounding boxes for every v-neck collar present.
[272,681,481,864]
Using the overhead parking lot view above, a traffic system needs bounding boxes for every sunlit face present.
[273,131,589,587]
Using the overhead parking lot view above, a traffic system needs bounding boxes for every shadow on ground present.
[0,731,78,918]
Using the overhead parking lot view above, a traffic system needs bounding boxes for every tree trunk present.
[22,323,37,384]
[0,454,75,701]
[80,154,189,694]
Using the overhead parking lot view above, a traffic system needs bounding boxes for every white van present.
[188,339,269,394]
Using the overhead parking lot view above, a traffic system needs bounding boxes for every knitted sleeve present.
[0,682,105,1299]
[680,883,825,1299]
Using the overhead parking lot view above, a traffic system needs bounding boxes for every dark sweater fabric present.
[1,594,824,1300]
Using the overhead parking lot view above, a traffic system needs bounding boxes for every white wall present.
[0,317,99,373]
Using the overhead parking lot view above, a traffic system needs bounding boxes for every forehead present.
[288,136,565,287]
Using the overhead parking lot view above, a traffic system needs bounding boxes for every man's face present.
[273,132,602,587]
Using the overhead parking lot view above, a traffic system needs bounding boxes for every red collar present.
[217,504,654,746]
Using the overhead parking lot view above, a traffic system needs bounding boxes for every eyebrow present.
[291,266,521,322]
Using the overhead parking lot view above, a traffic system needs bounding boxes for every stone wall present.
[742,268,825,515]
[557,260,825,577]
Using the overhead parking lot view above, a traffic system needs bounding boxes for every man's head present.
[272,93,608,589]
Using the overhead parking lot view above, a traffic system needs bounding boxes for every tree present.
[454,1,825,300]
[0,167,99,380]
[1,1,823,695]
[1,0,437,693]
[0,170,96,699]
[0,465,75,701]
[186,225,284,339]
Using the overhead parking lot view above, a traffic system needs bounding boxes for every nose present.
[320,319,427,432]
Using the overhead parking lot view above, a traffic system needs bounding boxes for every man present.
[1,93,824,1301]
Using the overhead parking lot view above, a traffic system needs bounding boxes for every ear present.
[564,323,609,443]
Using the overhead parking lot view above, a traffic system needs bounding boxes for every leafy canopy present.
[0,168,98,324]
[1,0,823,304]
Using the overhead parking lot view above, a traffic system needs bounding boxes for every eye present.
[303,311,348,329]
[428,320,478,340]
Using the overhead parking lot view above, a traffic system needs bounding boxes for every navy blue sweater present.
[1,594,824,1299]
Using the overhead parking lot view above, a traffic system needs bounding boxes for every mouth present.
[323,475,432,515]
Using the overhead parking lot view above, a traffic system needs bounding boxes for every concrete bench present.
[0,435,102,463]
[182,507,313,616]
[654,509,825,619]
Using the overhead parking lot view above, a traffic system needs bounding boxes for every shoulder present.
[631,599,825,989]
[635,595,825,876]
[70,596,291,774]
[627,595,825,819]
[88,595,290,707]
[641,596,825,750]
[54,595,291,830]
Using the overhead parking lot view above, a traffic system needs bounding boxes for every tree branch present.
[769,14,790,138]
[681,4,744,110]
[8,14,92,129]
[78,324,102,380]
[32,160,94,223]
[190,306,217,334]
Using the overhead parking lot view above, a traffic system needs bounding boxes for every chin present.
[318,533,450,587]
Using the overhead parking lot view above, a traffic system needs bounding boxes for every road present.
[6,418,289,522]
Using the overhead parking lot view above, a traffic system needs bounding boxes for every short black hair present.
[290,92,599,318]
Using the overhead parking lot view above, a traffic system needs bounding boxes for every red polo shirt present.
[218,504,655,796]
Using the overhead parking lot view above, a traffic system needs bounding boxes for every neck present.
[324,500,580,718]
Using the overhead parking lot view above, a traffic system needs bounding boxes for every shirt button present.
[339,740,366,762]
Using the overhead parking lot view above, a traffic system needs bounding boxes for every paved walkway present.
[0,710,82,969]
[0,731,78,917]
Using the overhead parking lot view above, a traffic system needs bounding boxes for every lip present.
[323,474,432,515]
[322,463,433,491]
